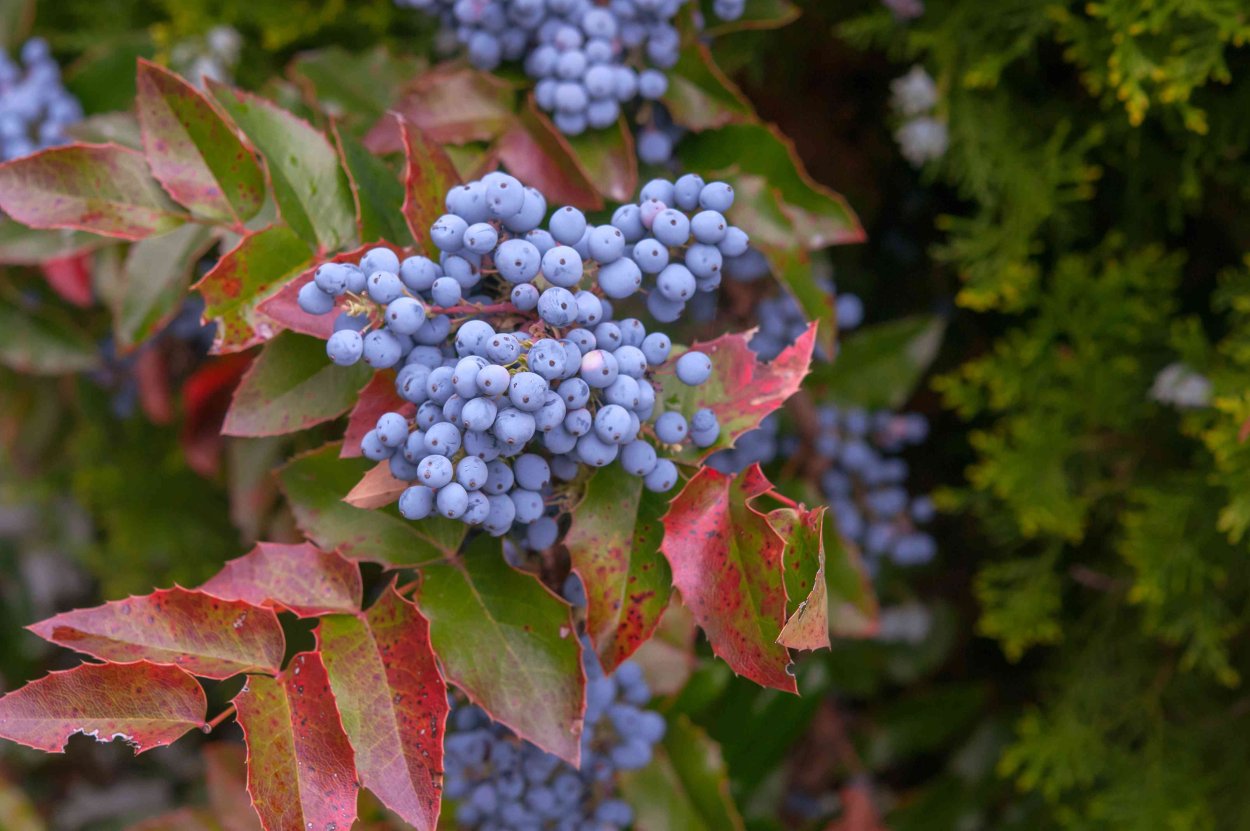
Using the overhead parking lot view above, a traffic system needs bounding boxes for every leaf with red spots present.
[233,652,358,831]
[194,224,313,354]
[115,222,216,349]
[656,324,816,464]
[342,372,412,459]
[564,469,671,673]
[364,65,516,152]
[415,534,585,764]
[26,587,285,680]
[660,464,795,692]
[209,82,356,254]
[0,661,206,754]
[399,117,461,257]
[344,461,408,510]
[0,144,185,240]
[555,111,637,204]
[199,542,363,618]
[496,100,602,211]
[221,332,372,437]
[278,443,467,566]
[318,585,447,831]
[135,60,265,225]
[768,506,831,652]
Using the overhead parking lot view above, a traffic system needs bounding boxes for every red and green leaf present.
[342,371,412,458]
[365,65,516,151]
[194,224,314,353]
[496,100,602,211]
[664,40,755,131]
[221,332,372,437]
[660,464,795,692]
[0,661,206,753]
[199,541,363,617]
[0,143,185,240]
[135,60,265,225]
[26,587,285,679]
[564,468,671,673]
[399,117,462,257]
[563,115,638,204]
[415,534,585,764]
[769,506,831,651]
[318,586,447,831]
[233,652,358,831]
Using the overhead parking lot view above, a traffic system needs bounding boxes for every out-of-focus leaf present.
[0,0,34,51]
[27,587,285,679]
[221,332,371,437]
[0,291,99,374]
[815,316,947,409]
[631,600,698,697]
[289,46,423,131]
[562,114,638,204]
[39,253,92,307]
[0,771,43,831]
[66,112,143,150]
[825,523,879,638]
[416,534,585,764]
[0,144,185,240]
[115,222,216,349]
[128,808,222,831]
[497,100,602,210]
[0,223,109,265]
[199,541,363,617]
[565,469,671,672]
[364,65,515,152]
[0,661,206,753]
[202,742,261,831]
[700,0,800,36]
[664,40,755,131]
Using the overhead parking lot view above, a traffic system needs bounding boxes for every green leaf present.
[135,60,267,225]
[769,506,831,651]
[823,520,879,639]
[278,443,467,566]
[115,222,216,349]
[564,469,671,672]
[664,40,755,131]
[209,82,356,252]
[415,534,585,764]
[334,124,414,247]
[194,224,313,353]
[221,332,371,437]
[64,39,153,115]
[562,115,638,204]
[620,714,746,831]
[0,0,34,51]
[0,144,185,240]
[0,290,99,374]
[815,315,947,409]
[700,0,800,36]
[0,223,108,266]
[398,117,462,256]
[289,45,424,131]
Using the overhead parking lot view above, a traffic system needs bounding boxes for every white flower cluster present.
[891,65,947,168]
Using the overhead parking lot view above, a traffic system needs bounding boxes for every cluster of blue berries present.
[297,172,743,539]
[0,39,82,162]
[394,0,743,153]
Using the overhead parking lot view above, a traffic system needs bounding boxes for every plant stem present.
[202,703,237,733]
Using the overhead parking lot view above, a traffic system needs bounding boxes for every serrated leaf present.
[221,332,371,437]
[816,315,947,409]
[365,65,515,151]
[135,60,266,225]
[278,443,467,565]
[319,586,447,831]
[0,291,99,374]
[769,506,831,651]
[199,541,363,617]
[195,224,314,353]
[209,82,356,253]
[497,101,602,210]
[0,662,206,754]
[115,222,216,349]
[664,40,755,131]
[0,144,185,240]
[416,534,585,764]
[656,324,815,464]
[233,652,358,831]
[660,464,795,691]
[620,714,746,831]
[562,114,638,204]
[334,124,414,247]
[400,117,462,257]
[342,372,412,458]
[27,588,285,680]
[565,469,671,672]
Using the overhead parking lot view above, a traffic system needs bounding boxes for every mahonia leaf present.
[40,253,92,307]
[199,541,363,618]
[233,652,358,831]
[290,46,423,134]
[333,123,414,248]
[202,743,262,831]
[563,115,638,203]
[26,587,285,679]
[115,222,216,349]
[664,39,754,131]
[660,464,795,692]
[318,585,447,831]
[656,324,816,464]
[0,144,185,240]
[134,60,265,225]
[341,372,413,459]
[364,65,515,151]
[0,661,205,753]
[344,461,409,510]
[221,332,372,437]
[399,117,462,257]
[564,468,672,672]
[496,99,603,210]
[415,534,585,764]
[768,506,831,651]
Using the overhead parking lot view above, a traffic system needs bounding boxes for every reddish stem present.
[431,302,521,316]
[202,703,237,733]
[396,579,421,596]
[766,489,801,510]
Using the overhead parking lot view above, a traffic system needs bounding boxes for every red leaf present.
[203,742,263,831]
[180,353,252,477]
[364,65,515,152]
[342,372,413,458]
[660,464,795,692]
[769,506,831,652]
[233,652,358,831]
[127,807,221,831]
[656,323,816,464]
[26,587,286,680]
[40,253,93,307]
[399,117,462,256]
[496,100,602,211]
[134,346,174,424]
[199,541,363,618]
[319,585,447,831]
[0,143,185,240]
[194,225,313,354]
[0,661,206,753]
